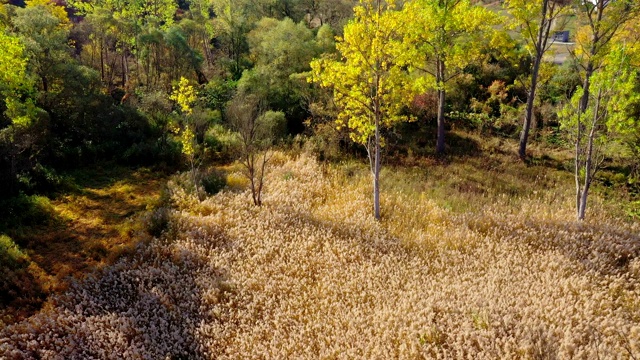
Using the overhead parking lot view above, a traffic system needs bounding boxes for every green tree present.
[239,18,333,132]
[12,3,72,93]
[310,0,415,220]
[71,0,178,89]
[0,25,45,195]
[572,0,639,118]
[402,0,498,155]
[211,0,253,79]
[506,0,570,160]
[559,45,639,221]
[0,31,31,124]
[139,90,174,150]
[177,1,216,70]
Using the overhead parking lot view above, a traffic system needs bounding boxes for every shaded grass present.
[0,165,168,325]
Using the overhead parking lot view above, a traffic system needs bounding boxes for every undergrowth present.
[2,151,638,359]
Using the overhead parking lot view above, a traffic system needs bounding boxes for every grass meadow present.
[1,146,639,359]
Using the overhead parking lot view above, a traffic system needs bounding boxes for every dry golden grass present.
[0,167,166,326]
[1,152,639,359]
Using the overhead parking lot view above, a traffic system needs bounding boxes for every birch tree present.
[559,46,639,221]
[310,0,414,220]
[572,0,639,117]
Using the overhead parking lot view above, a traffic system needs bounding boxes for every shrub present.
[28,164,67,194]
[144,207,172,238]
[120,138,182,168]
[0,194,56,232]
[204,124,241,162]
[0,235,28,271]
[201,169,226,196]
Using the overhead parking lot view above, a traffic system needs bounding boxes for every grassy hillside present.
[0,166,167,325]
[1,144,638,358]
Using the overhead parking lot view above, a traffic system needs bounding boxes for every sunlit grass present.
[1,151,638,358]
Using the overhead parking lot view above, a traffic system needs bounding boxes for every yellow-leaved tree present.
[310,0,415,220]
[170,77,201,198]
[505,0,570,160]
[402,0,499,155]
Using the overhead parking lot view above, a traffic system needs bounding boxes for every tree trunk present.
[100,39,105,81]
[203,33,213,66]
[436,58,446,155]
[519,0,551,160]
[247,153,259,206]
[574,117,582,219]
[577,88,601,220]
[256,152,268,206]
[373,115,381,221]
[518,55,540,160]
[578,182,590,220]
[9,153,16,195]
[579,63,593,115]
[42,75,48,93]
[121,49,129,88]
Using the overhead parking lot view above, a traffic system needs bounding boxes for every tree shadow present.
[0,235,227,359]
[389,121,483,160]
[0,165,168,325]
[470,216,640,278]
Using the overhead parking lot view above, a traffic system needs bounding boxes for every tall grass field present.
[1,151,639,359]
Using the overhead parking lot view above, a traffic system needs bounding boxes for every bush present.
[0,234,42,317]
[204,124,241,162]
[0,235,28,271]
[303,122,346,162]
[120,138,182,168]
[144,207,172,238]
[17,164,67,195]
[0,194,56,232]
[201,169,227,196]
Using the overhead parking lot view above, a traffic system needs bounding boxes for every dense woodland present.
[0,0,639,216]
[2,0,640,358]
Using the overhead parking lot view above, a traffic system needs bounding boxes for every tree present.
[226,93,285,206]
[506,0,570,160]
[71,0,179,89]
[12,3,72,93]
[296,0,355,30]
[402,0,498,155]
[310,0,415,220]
[0,31,30,123]
[240,18,333,133]
[572,0,639,118]
[614,15,640,165]
[559,45,639,220]
[139,90,173,150]
[170,77,201,196]
[211,0,253,79]
[0,27,44,196]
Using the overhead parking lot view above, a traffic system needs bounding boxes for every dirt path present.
[2,166,167,324]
